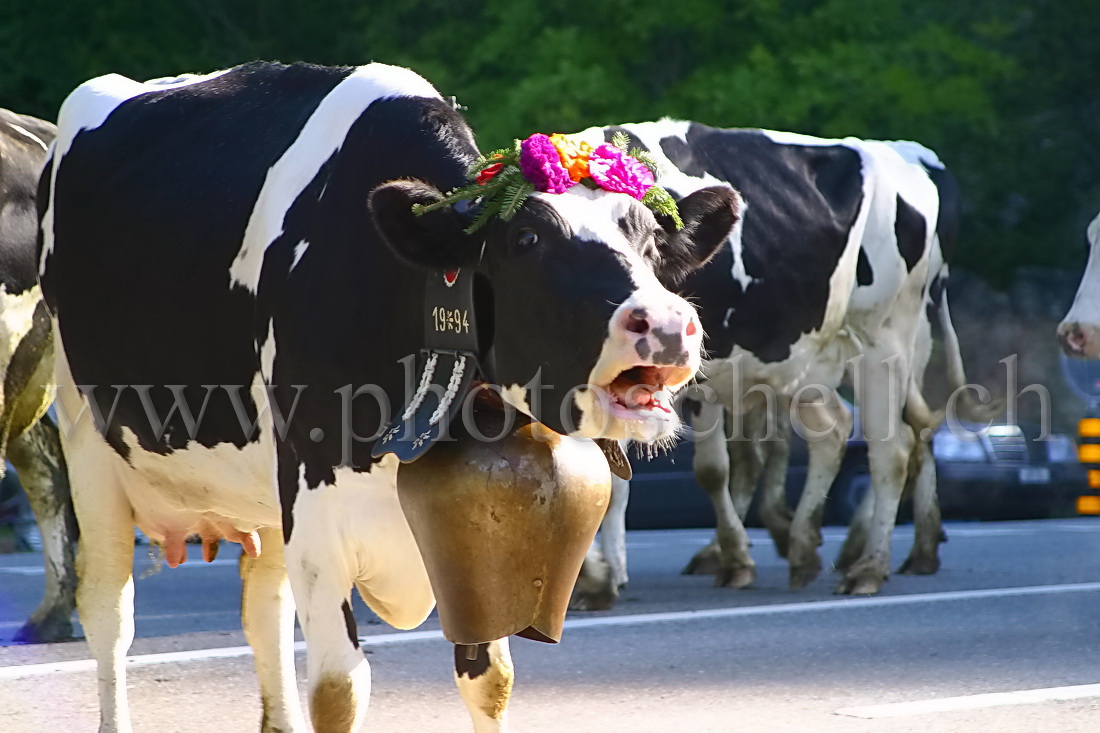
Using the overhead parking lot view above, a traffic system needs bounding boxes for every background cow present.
[571,123,998,609]
[39,63,737,732]
[721,142,981,584]
[1058,210,1100,357]
[0,107,75,644]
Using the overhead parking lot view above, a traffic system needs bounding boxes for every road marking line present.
[553,581,1100,632]
[4,581,1100,680]
[836,682,1100,718]
[0,629,444,680]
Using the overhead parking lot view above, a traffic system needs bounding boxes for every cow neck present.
[372,266,485,462]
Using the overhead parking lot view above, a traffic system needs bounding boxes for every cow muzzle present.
[1058,320,1100,358]
[578,294,703,441]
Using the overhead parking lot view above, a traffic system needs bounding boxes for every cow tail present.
[936,286,1006,424]
[903,378,943,435]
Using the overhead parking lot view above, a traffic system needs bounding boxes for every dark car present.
[930,421,1085,520]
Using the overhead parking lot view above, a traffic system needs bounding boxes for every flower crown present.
[414,131,683,233]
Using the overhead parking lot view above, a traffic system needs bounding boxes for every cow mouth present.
[600,365,689,419]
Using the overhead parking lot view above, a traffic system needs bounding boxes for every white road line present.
[0,629,444,680]
[3,581,1100,680]
[835,682,1100,718]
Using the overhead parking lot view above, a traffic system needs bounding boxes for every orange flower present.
[549,133,592,182]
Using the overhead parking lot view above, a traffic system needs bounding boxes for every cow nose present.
[625,309,649,334]
[615,303,700,345]
[1059,322,1087,356]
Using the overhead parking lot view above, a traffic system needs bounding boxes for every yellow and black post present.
[1077,416,1100,514]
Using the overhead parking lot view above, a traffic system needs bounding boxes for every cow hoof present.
[789,559,822,590]
[834,568,886,595]
[681,544,722,575]
[715,565,755,589]
[12,612,75,644]
[898,553,940,575]
[569,587,619,611]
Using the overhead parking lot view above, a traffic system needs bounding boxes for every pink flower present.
[587,144,654,200]
[519,134,574,194]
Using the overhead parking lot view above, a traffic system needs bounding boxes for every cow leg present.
[283,483,368,732]
[288,559,366,733]
[899,441,943,575]
[788,399,852,590]
[756,409,793,558]
[836,348,912,595]
[287,455,437,732]
[602,474,630,589]
[726,418,762,522]
[835,425,912,594]
[571,473,628,611]
[682,402,754,588]
[284,523,368,733]
[73,475,136,732]
[240,525,307,732]
[835,486,874,571]
[11,416,77,643]
[455,639,514,733]
[54,342,137,731]
[682,408,762,578]
[571,541,616,611]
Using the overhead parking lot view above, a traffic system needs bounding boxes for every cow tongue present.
[609,366,667,411]
[631,387,656,408]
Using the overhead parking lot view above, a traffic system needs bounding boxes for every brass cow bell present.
[396,391,611,645]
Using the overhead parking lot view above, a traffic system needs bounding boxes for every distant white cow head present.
[1058,211,1100,357]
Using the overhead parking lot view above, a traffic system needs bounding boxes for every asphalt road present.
[2,519,1100,731]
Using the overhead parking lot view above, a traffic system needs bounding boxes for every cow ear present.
[369,180,480,269]
[654,186,741,287]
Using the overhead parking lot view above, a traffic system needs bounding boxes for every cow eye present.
[515,228,539,249]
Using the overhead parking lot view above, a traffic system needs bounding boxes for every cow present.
[0,108,76,644]
[823,146,978,577]
[38,62,739,732]
[700,142,976,584]
[569,122,993,607]
[1058,210,1100,357]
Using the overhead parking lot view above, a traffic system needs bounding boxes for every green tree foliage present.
[0,0,1095,284]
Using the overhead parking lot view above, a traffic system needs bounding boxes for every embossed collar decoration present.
[373,266,482,463]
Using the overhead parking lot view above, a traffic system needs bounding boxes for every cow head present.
[370,180,738,442]
[1059,210,1100,358]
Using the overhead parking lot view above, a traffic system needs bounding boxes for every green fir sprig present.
[412,140,532,233]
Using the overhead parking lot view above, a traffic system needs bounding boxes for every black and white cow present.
[697,141,975,586]
[570,122,989,603]
[826,143,984,577]
[38,63,738,732]
[1059,210,1100,357]
[0,108,75,643]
